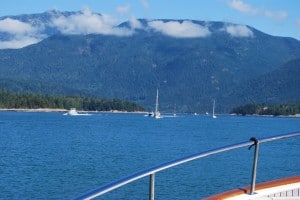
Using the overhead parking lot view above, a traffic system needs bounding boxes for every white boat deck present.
[205,176,300,200]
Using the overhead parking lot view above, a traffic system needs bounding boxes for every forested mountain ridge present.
[0,11,300,113]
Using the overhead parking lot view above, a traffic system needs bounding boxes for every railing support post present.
[249,137,259,195]
[149,173,155,200]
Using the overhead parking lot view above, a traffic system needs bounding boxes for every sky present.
[0,0,299,48]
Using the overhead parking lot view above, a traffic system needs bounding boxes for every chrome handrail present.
[74,131,300,200]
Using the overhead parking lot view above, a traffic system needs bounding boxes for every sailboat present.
[212,99,217,118]
[154,89,161,119]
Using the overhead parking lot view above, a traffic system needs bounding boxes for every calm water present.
[0,112,299,199]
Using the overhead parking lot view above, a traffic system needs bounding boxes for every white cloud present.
[228,0,257,14]
[147,20,211,38]
[140,0,150,9]
[0,8,138,49]
[0,18,37,35]
[228,0,288,20]
[264,10,288,20]
[129,16,143,29]
[51,8,133,36]
[0,36,42,49]
[116,4,131,15]
[297,19,300,27]
[225,24,254,37]
[0,18,45,49]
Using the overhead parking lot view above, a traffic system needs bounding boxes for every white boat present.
[212,99,217,118]
[65,108,78,115]
[145,89,161,118]
[154,89,161,119]
[63,108,91,116]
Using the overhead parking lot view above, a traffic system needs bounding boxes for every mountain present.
[0,11,300,113]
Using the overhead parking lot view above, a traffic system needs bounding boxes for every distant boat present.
[145,111,154,117]
[145,89,161,118]
[64,108,78,115]
[63,108,91,116]
[212,100,217,118]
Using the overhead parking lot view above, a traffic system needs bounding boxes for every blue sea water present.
[0,112,299,199]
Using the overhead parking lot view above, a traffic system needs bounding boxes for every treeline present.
[0,88,145,112]
[230,103,300,116]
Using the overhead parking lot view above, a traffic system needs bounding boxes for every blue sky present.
[0,0,299,49]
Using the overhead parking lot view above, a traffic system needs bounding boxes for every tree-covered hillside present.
[0,89,145,112]
[223,57,300,106]
[230,103,300,116]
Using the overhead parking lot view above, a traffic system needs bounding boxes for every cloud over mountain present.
[0,9,136,49]
[0,9,259,49]
[224,24,253,37]
[147,20,211,38]
[50,8,133,36]
[0,18,36,34]
[129,16,143,29]
[0,36,42,49]
[0,18,45,48]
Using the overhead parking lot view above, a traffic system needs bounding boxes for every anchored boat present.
[154,89,161,119]
[64,108,91,116]
[146,89,161,119]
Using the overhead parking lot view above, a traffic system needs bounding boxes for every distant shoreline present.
[230,113,300,118]
[0,108,67,112]
[1,108,299,117]
[0,108,148,114]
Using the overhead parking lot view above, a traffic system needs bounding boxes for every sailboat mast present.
[155,89,159,114]
[213,99,215,116]
[212,99,217,118]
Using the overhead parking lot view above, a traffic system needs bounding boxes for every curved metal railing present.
[74,131,300,200]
